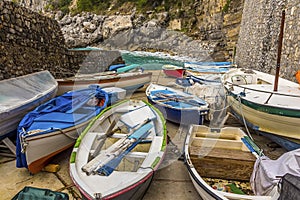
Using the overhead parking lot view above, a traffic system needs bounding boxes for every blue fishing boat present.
[146,83,209,125]
[16,85,125,174]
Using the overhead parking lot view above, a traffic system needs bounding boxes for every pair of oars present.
[82,118,152,175]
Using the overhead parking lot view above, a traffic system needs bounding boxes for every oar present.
[93,122,153,175]
[97,130,152,176]
[82,118,152,175]
[91,115,121,157]
[154,92,205,107]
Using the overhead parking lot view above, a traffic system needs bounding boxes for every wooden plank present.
[2,138,16,156]
[190,147,256,181]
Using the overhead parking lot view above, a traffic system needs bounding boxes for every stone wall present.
[236,0,299,81]
[0,0,123,80]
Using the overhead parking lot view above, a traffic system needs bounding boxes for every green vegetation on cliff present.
[47,0,195,15]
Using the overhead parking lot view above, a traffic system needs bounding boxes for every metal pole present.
[274,10,285,92]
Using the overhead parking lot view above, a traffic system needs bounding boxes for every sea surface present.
[120,50,199,70]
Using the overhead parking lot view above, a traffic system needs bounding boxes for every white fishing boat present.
[184,124,281,200]
[56,71,152,95]
[16,86,125,174]
[0,70,57,141]
[70,100,167,200]
[222,68,300,150]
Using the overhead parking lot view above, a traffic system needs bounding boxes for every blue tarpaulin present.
[16,85,109,169]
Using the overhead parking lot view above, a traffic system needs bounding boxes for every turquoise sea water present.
[121,51,188,70]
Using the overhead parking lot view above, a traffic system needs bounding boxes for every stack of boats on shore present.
[2,59,300,199]
[154,61,300,199]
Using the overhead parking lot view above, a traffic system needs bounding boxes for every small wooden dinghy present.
[146,83,209,125]
[162,64,185,78]
[16,86,124,174]
[0,70,57,140]
[184,125,280,200]
[70,100,167,200]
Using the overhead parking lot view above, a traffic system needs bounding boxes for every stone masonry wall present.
[0,0,123,80]
[236,0,299,82]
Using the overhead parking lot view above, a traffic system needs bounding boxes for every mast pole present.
[274,10,286,92]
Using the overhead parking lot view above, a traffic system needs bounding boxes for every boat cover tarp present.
[250,148,300,196]
[12,186,69,200]
[16,85,109,168]
[0,71,57,113]
[278,173,300,200]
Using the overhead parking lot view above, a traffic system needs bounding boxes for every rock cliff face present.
[9,0,244,61]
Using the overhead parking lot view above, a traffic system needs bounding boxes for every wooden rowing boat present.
[222,68,300,150]
[184,125,280,200]
[146,83,209,125]
[70,100,167,200]
[0,71,57,140]
[56,71,152,96]
[16,86,124,174]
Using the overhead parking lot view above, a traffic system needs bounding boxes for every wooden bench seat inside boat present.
[189,126,256,181]
[189,146,256,181]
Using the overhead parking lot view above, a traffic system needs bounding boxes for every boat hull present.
[184,125,278,200]
[0,71,58,140]
[227,94,300,148]
[56,72,152,96]
[222,68,300,150]
[24,122,88,174]
[162,64,185,78]
[70,100,167,200]
[163,69,185,78]
[16,86,111,173]
[145,83,209,125]
[147,98,207,125]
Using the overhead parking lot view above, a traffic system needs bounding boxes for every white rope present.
[237,95,254,141]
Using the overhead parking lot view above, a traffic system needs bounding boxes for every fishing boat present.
[222,68,300,150]
[0,70,57,141]
[16,86,125,174]
[184,124,281,200]
[176,74,221,87]
[69,100,167,200]
[162,64,185,78]
[145,83,209,125]
[56,71,152,96]
[185,61,235,75]
[184,61,233,69]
